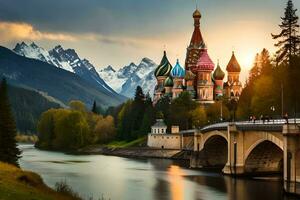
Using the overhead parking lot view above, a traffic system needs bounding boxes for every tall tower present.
[185,9,206,72]
[194,49,215,103]
[224,52,242,100]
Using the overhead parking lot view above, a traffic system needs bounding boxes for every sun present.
[240,51,256,70]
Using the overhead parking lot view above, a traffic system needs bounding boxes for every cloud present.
[0,21,76,42]
[0,21,163,50]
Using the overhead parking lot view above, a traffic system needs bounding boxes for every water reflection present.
[19,144,298,200]
[168,165,184,200]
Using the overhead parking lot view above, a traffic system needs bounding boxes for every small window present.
[167,137,169,139]
[161,129,164,133]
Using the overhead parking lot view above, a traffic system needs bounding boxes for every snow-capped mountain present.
[13,42,118,96]
[98,58,157,98]
[13,42,158,99]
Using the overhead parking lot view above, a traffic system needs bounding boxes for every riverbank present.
[0,162,80,200]
[77,145,189,160]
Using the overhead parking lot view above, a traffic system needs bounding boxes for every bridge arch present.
[244,138,283,174]
[201,132,228,169]
[201,130,228,149]
[244,135,283,162]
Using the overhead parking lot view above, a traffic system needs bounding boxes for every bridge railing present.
[200,118,300,133]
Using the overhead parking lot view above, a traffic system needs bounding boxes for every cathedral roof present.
[213,62,225,80]
[171,59,185,78]
[154,51,172,77]
[195,49,215,71]
[164,76,173,87]
[226,52,241,72]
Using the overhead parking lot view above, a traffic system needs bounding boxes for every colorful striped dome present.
[171,59,185,78]
[213,62,225,80]
[164,76,173,87]
[154,51,172,77]
[195,49,214,71]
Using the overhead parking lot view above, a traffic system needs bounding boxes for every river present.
[19,144,297,200]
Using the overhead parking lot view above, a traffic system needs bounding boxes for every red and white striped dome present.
[195,49,214,71]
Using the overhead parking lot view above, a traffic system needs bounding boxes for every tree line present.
[36,100,115,151]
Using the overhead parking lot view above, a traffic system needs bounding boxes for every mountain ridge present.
[0,46,125,108]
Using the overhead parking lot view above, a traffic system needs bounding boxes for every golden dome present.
[193,9,201,18]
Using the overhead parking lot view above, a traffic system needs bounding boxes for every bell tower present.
[185,9,206,72]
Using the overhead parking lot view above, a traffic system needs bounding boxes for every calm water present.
[19,144,297,200]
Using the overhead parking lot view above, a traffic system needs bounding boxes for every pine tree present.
[260,48,273,75]
[249,53,261,83]
[272,0,300,65]
[131,86,146,138]
[0,78,21,166]
[139,94,155,135]
[92,100,98,114]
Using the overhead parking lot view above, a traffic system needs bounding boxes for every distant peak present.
[20,41,27,46]
[104,65,116,72]
[141,57,155,64]
[30,42,39,49]
[53,45,63,51]
[129,62,136,66]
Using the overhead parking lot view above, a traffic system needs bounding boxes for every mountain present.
[13,42,118,95]
[98,58,157,98]
[13,42,158,99]
[8,85,61,133]
[0,46,125,108]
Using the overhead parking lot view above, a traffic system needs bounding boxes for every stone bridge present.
[190,119,300,195]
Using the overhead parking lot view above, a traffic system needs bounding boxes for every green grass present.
[0,162,79,200]
[106,137,147,148]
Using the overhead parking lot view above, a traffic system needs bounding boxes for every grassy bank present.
[0,162,79,200]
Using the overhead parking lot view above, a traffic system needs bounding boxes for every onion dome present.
[171,59,185,78]
[164,76,173,87]
[213,62,225,80]
[193,9,201,18]
[185,70,196,80]
[195,49,215,71]
[226,52,241,72]
[154,51,172,77]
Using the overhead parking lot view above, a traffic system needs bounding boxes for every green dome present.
[164,76,173,87]
[155,51,172,77]
[213,63,225,80]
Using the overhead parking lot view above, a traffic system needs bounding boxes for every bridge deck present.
[200,119,300,133]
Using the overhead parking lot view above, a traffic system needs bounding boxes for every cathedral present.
[153,9,242,104]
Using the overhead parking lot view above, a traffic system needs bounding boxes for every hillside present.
[8,85,61,133]
[0,46,126,108]
[0,162,79,200]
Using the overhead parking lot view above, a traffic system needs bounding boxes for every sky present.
[0,0,299,82]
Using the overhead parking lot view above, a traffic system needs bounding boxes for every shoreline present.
[75,146,191,160]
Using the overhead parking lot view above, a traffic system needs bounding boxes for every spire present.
[189,8,204,48]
